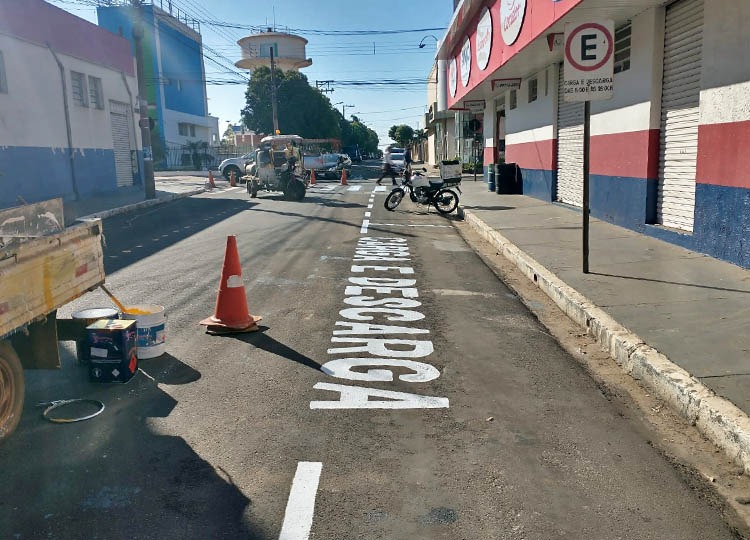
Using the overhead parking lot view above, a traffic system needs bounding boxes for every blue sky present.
[49,0,453,148]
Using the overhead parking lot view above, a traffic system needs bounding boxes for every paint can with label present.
[71,308,120,363]
[121,305,166,359]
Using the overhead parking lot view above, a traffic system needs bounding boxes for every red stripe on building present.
[505,139,555,170]
[696,121,750,188]
[590,129,659,179]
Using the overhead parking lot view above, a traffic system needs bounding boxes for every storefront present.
[435,0,750,268]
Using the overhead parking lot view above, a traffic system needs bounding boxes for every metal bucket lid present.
[71,308,119,320]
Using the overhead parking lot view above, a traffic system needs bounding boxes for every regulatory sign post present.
[564,20,614,274]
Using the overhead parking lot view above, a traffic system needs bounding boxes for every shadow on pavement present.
[102,197,256,274]
[0,348,268,539]
[589,272,750,294]
[228,326,322,371]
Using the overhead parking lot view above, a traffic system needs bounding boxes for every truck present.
[0,198,105,441]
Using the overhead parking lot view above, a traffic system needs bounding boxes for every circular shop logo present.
[500,0,526,46]
[476,7,493,71]
[449,57,458,97]
[460,37,471,87]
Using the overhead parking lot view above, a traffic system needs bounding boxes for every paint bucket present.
[121,304,166,359]
[71,308,120,363]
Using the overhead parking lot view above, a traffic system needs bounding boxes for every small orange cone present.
[208,170,216,189]
[309,169,316,185]
[230,170,237,187]
[340,168,348,185]
[200,236,262,334]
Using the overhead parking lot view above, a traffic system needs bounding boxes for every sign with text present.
[492,78,521,92]
[563,20,614,102]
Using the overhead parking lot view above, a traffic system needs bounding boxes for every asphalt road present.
[0,164,739,539]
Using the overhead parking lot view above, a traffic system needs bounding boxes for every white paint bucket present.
[121,304,166,359]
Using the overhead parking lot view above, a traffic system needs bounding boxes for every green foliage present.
[388,124,415,147]
[341,114,379,156]
[183,140,212,170]
[241,66,340,139]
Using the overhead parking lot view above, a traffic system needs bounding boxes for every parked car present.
[342,145,362,163]
[305,153,352,179]
[219,152,254,181]
[389,152,405,174]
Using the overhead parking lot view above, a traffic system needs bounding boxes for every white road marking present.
[365,212,371,217]
[360,219,369,234]
[367,204,373,209]
[347,185,362,192]
[373,186,387,192]
[279,462,323,540]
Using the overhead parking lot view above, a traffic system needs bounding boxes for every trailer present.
[0,198,105,441]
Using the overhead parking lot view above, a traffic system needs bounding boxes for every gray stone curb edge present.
[78,187,207,221]
[463,208,750,474]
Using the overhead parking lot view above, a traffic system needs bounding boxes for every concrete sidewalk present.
[458,179,750,471]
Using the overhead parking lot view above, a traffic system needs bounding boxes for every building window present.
[528,77,538,103]
[189,124,196,137]
[614,22,632,74]
[0,51,7,94]
[71,71,88,107]
[88,76,103,109]
[259,43,279,58]
[179,122,196,137]
[509,89,517,110]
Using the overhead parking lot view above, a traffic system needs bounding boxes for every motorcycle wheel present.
[433,189,459,214]
[384,188,405,211]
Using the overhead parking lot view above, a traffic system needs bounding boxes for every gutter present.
[47,44,79,200]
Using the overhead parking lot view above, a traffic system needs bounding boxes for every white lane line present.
[365,211,371,217]
[279,462,323,540]
[360,219,369,233]
[369,222,452,228]
[373,186,387,192]
[347,185,362,192]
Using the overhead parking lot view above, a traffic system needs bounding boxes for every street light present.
[418,35,439,48]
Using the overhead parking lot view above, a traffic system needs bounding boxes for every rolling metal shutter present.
[556,64,585,207]
[110,101,134,188]
[658,0,703,231]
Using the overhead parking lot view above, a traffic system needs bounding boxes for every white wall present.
[163,108,218,145]
[505,64,556,146]
[0,33,139,150]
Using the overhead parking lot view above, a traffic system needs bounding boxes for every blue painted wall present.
[589,174,658,231]
[0,146,120,209]
[158,22,205,117]
[520,168,554,201]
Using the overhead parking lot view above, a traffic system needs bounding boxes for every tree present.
[183,140,213,170]
[241,66,340,139]
[388,124,415,147]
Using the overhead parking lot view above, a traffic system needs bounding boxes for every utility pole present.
[342,104,354,120]
[269,47,279,134]
[131,0,156,199]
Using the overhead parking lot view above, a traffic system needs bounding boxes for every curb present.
[78,187,206,221]
[462,208,750,474]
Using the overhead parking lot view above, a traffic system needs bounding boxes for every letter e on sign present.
[563,20,614,102]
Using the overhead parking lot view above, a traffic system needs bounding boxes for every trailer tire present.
[0,340,24,442]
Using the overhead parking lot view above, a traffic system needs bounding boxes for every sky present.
[48,0,454,148]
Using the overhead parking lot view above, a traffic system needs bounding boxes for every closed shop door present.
[110,101,134,188]
[658,0,703,231]
[556,64,585,207]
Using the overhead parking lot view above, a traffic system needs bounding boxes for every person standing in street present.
[403,144,413,178]
[376,145,398,186]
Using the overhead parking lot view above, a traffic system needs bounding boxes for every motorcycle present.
[383,168,461,214]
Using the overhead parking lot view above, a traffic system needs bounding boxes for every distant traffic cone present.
[207,170,216,189]
[200,235,262,334]
[230,170,237,187]
[309,169,316,185]
[340,168,348,185]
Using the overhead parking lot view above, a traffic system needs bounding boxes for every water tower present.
[235,30,312,71]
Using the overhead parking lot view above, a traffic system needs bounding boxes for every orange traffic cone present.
[200,236,262,334]
[309,169,316,185]
[208,170,216,189]
[230,170,237,187]
[340,168,348,186]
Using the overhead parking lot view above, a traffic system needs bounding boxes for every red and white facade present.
[436,0,750,268]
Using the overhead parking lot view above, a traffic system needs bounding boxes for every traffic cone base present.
[340,168,348,185]
[203,315,263,335]
[200,236,263,334]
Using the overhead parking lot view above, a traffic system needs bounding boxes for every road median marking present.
[279,462,323,540]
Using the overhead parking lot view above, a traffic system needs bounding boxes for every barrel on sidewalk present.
[495,163,522,194]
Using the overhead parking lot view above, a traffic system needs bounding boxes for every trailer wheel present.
[0,340,24,442]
